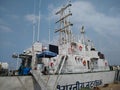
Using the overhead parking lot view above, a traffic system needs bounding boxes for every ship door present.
[87,61,90,69]
[91,58,98,70]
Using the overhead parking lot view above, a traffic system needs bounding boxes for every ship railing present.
[85,51,99,58]
[93,66,110,71]
[58,55,67,74]
[62,65,89,73]
[55,55,67,74]
[62,65,110,73]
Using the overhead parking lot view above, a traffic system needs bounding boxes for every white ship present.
[0,1,117,90]
[17,1,116,90]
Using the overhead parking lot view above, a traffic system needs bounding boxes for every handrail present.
[58,55,67,74]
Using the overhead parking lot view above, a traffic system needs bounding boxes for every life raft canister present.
[83,60,86,66]
[79,45,82,51]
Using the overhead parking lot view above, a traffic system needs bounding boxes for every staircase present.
[56,55,67,74]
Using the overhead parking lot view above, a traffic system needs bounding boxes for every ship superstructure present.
[44,1,109,74]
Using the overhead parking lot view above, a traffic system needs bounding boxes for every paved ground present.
[99,83,120,90]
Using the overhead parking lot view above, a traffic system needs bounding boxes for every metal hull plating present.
[32,70,116,90]
[0,71,115,90]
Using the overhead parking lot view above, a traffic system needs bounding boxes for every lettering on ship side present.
[57,79,102,90]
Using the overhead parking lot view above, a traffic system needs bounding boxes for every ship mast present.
[32,0,36,43]
[55,0,73,45]
[32,0,41,69]
[80,26,85,44]
[37,0,41,42]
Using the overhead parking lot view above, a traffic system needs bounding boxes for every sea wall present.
[0,76,41,90]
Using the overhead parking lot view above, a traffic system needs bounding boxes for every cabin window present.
[91,48,95,51]
[27,58,32,67]
[96,62,97,64]
[98,52,105,59]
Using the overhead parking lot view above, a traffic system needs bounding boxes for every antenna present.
[80,26,85,44]
[33,22,35,43]
[32,0,36,43]
[48,17,51,44]
[55,0,73,45]
[81,26,85,34]
[37,0,41,42]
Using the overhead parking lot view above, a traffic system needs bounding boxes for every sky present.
[0,0,120,69]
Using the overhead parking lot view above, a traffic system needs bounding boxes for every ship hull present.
[0,70,116,90]
[32,70,116,90]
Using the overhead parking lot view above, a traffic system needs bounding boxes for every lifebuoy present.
[50,62,54,67]
[79,45,82,51]
[83,60,86,66]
